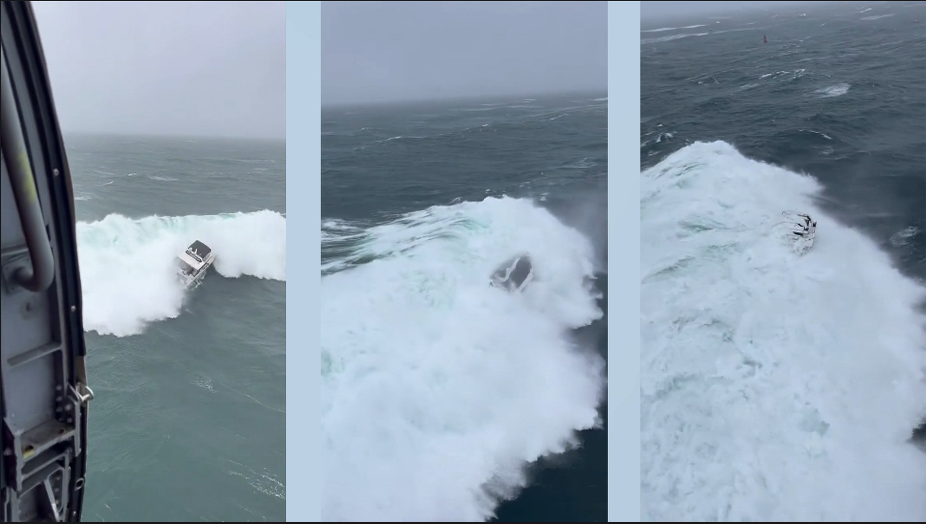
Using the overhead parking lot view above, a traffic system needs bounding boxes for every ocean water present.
[641,2,926,521]
[65,134,287,521]
[320,94,608,522]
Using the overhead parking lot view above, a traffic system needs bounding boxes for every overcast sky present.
[31,1,285,139]
[322,1,607,107]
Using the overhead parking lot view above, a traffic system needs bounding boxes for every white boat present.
[780,211,816,255]
[490,254,535,292]
[793,221,815,254]
[176,240,216,289]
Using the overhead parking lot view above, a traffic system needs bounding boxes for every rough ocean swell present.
[641,141,926,521]
[60,134,286,522]
[321,196,605,521]
[77,209,286,337]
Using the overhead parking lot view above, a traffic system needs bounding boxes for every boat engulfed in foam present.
[490,254,535,293]
[176,240,216,290]
[780,211,816,255]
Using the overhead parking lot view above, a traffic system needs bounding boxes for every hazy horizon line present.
[61,130,286,143]
[321,88,608,111]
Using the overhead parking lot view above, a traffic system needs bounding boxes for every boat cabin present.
[177,240,213,277]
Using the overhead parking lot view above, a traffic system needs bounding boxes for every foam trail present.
[641,141,926,521]
[642,24,708,33]
[78,210,286,337]
[321,197,605,522]
[861,14,896,21]
[816,83,850,98]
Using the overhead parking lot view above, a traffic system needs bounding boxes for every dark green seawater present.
[65,134,286,521]
[640,2,926,521]
[321,94,607,522]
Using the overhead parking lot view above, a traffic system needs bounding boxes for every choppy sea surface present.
[641,2,926,521]
[321,94,608,522]
[67,134,286,522]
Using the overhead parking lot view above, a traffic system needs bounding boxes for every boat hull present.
[178,252,216,290]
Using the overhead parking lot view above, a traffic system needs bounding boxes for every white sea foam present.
[321,196,605,521]
[641,141,926,521]
[78,210,286,337]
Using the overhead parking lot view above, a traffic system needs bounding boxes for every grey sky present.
[31,1,285,139]
[322,1,607,107]
[641,1,832,24]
